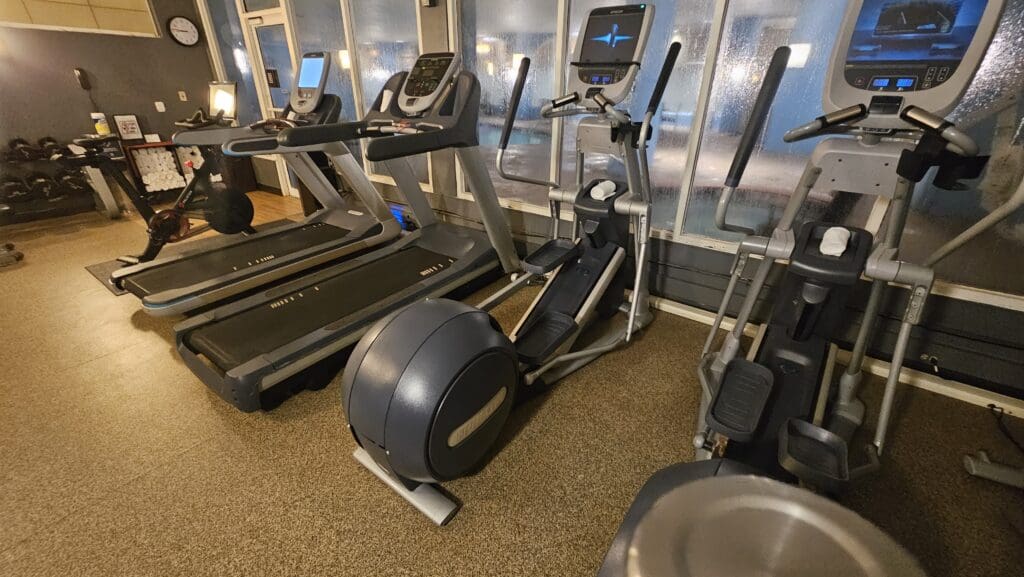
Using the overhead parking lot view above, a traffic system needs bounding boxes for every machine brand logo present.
[592,23,633,48]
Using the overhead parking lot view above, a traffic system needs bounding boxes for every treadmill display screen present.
[844,0,989,92]
[298,56,325,89]
[579,5,646,64]
[405,55,455,97]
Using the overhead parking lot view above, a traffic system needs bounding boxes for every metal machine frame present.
[347,5,680,524]
[171,52,519,413]
[697,0,1006,489]
[110,52,401,316]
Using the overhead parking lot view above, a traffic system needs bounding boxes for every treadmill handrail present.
[277,121,368,148]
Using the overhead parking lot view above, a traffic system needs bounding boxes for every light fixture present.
[339,49,352,69]
[486,61,495,76]
[729,63,748,83]
[476,42,491,54]
[512,52,525,71]
[209,81,237,119]
[788,43,811,68]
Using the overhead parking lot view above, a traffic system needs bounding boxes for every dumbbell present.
[38,137,63,159]
[55,169,93,197]
[26,172,65,202]
[6,138,41,162]
[1,175,34,203]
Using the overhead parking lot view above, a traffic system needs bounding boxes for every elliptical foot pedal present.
[707,359,774,442]
[522,239,579,275]
[515,310,578,365]
[778,418,879,493]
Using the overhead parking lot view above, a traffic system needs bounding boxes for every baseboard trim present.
[648,295,1024,419]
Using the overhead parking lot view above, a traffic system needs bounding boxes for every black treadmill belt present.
[123,222,350,297]
[186,246,454,370]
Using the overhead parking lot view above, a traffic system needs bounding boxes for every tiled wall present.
[0,0,157,36]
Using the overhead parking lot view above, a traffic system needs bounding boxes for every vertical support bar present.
[195,0,227,82]
[549,0,571,198]
[456,147,522,273]
[418,0,456,195]
[384,158,438,229]
[672,0,730,238]
[339,0,366,119]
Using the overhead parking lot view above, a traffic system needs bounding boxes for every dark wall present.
[0,0,214,144]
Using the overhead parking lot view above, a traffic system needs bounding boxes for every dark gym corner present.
[0,0,214,142]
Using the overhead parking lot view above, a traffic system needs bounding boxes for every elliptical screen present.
[579,6,646,64]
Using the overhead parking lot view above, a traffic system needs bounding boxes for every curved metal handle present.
[499,57,530,151]
[716,46,791,234]
[901,106,979,156]
[647,42,682,115]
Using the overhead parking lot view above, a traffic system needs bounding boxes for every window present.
[680,0,848,240]
[206,0,261,124]
[349,0,427,182]
[459,0,558,206]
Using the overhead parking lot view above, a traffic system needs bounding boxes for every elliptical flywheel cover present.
[342,298,518,484]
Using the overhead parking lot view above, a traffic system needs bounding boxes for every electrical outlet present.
[178,91,188,102]
[154,101,166,112]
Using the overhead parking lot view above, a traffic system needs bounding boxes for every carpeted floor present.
[1,206,1021,577]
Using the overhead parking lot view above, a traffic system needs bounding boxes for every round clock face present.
[167,16,200,47]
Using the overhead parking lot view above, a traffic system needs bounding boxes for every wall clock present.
[167,16,200,47]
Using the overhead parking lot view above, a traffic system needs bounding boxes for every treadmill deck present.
[122,222,350,298]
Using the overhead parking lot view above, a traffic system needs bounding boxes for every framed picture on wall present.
[113,115,144,140]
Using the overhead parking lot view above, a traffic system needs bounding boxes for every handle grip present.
[724,46,790,188]
[499,57,531,151]
[276,122,365,147]
[901,105,978,156]
[647,42,682,114]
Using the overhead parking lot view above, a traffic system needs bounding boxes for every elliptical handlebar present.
[783,104,868,143]
[715,46,791,235]
[900,106,979,156]
[646,42,682,116]
[496,56,560,189]
[499,57,531,151]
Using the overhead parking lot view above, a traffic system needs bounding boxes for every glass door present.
[243,10,298,195]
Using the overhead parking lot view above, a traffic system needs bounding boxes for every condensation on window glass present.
[255,24,294,110]
[896,0,1024,295]
[291,2,358,117]
[349,0,427,182]
[291,0,362,165]
[460,0,558,206]
[563,0,715,231]
[242,0,279,12]
[681,0,848,241]
[206,0,261,125]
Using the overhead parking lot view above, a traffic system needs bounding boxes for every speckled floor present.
[1,204,1021,577]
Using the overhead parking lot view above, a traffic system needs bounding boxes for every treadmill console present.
[568,4,654,106]
[291,52,330,115]
[825,0,1004,126]
[398,52,460,116]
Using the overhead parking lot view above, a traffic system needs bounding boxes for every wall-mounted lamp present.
[339,49,352,70]
[209,81,237,119]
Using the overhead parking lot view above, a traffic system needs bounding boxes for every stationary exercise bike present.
[341,4,673,524]
[58,128,255,264]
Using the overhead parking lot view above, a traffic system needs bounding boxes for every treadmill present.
[111,52,401,316]
[174,52,521,411]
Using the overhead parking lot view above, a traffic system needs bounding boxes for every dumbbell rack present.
[1,149,98,226]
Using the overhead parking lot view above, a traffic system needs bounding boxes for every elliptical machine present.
[341,4,675,524]
[599,1,1005,575]
[693,0,1002,491]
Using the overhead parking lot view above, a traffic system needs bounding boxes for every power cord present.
[988,404,1024,457]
